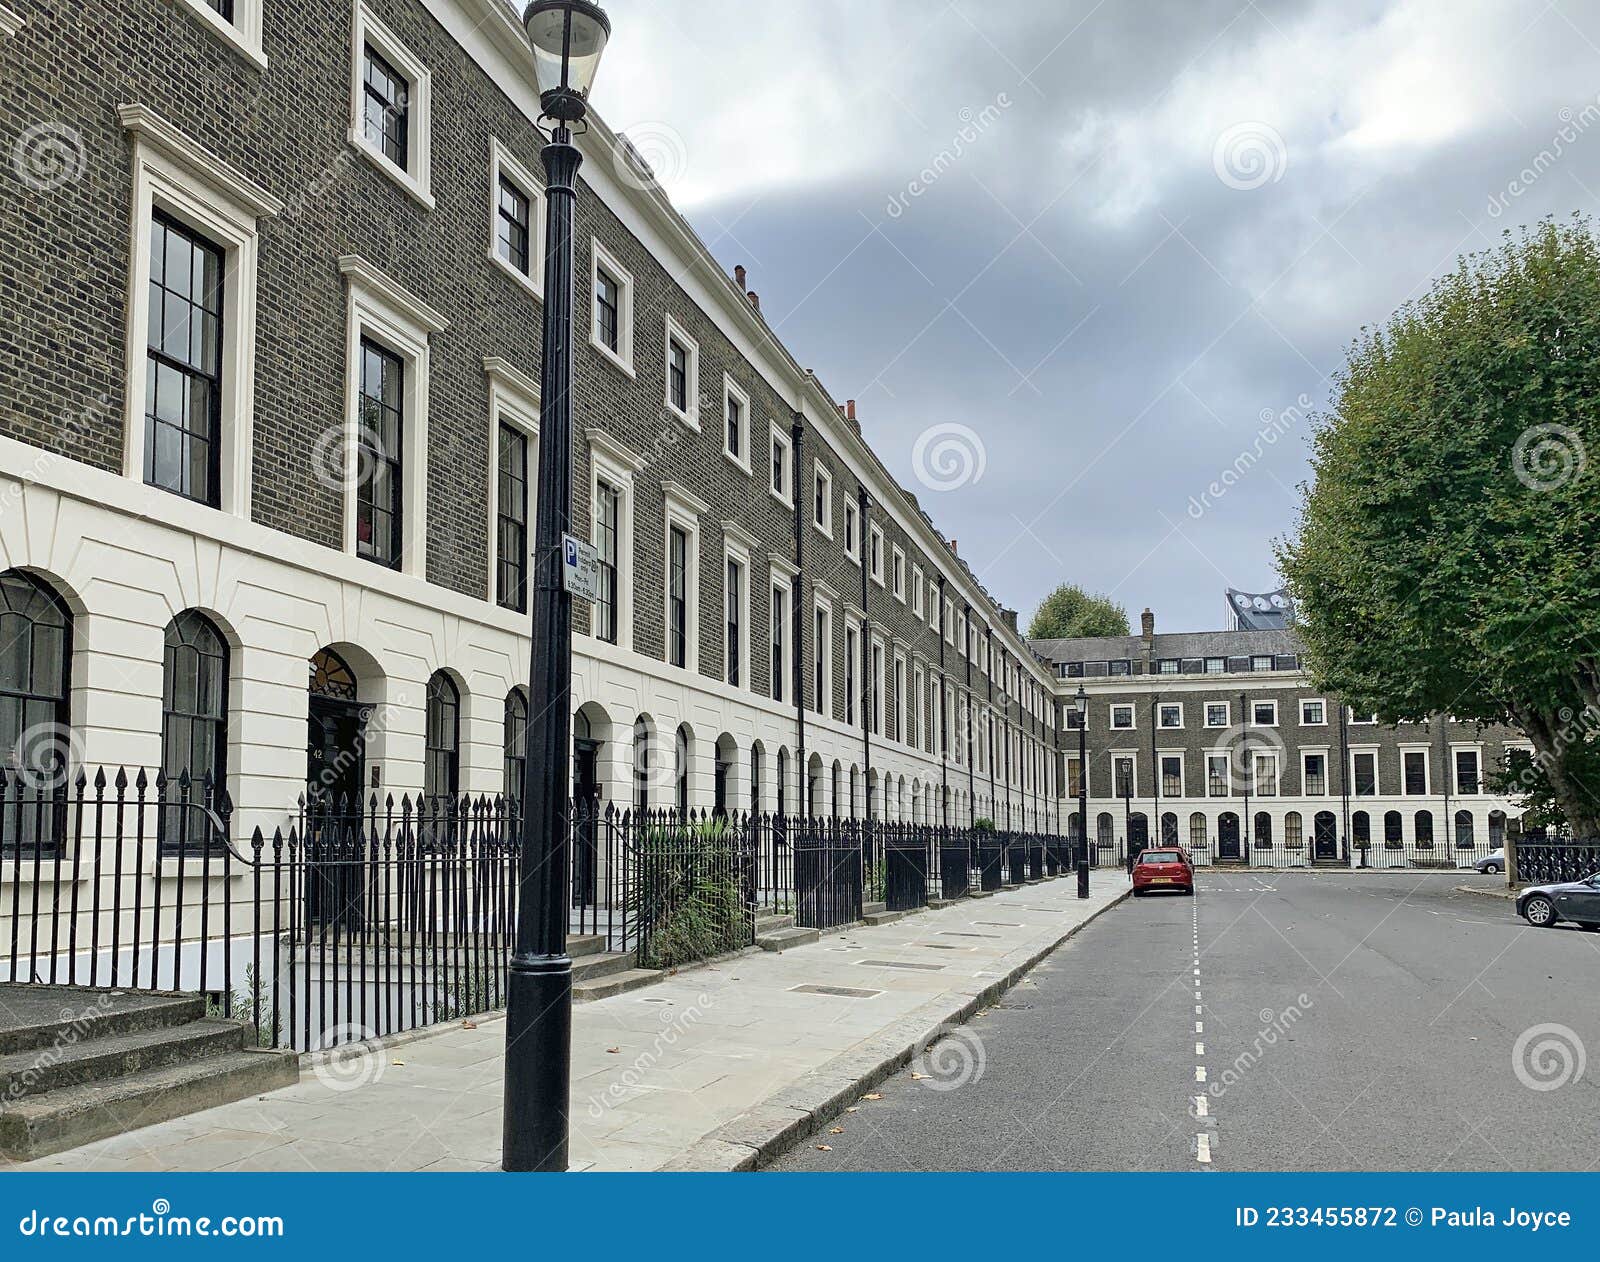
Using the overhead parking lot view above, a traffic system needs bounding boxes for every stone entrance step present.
[756,925,820,952]
[862,908,909,926]
[573,968,662,1003]
[570,951,638,985]
[0,984,298,1161]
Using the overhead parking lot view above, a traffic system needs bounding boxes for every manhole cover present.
[790,984,882,998]
[940,931,1000,939]
[858,959,944,971]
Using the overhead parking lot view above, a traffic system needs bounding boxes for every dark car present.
[1517,873,1600,928]
[1132,847,1194,896]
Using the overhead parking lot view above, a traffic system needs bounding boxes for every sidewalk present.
[10,875,1129,1173]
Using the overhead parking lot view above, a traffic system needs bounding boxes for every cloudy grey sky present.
[589,0,1600,633]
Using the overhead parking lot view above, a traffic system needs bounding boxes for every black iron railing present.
[1,768,1074,1052]
[1514,839,1600,885]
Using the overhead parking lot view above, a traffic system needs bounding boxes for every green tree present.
[1278,216,1600,837]
[1027,584,1130,640]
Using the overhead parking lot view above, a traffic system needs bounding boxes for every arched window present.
[1383,810,1402,846]
[633,717,651,813]
[425,672,460,802]
[160,611,229,850]
[1454,809,1474,848]
[1488,810,1506,847]
[1189,812,1207,849]
[776,748,789,817]
[504,688,528,815]
[1160,812,1178,845]
[1352,810,1370,845]
[831,762,841,818]
[1096,812,1114,845]
[0,570,72,853]
[1284,811,1302,848]
[675,724,691,815]
[1414,809,1434,847]
[1254,811,1273,847]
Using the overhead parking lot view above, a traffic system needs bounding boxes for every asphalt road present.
[769,872,1600,1171]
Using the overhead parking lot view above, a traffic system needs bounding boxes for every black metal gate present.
[794,820,863,930]
[884,825,928,912]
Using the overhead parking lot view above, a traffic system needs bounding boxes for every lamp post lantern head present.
[523,0,610,123]
[1075,685,1088,717]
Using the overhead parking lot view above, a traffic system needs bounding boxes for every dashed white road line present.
[1196,1132,1212,1163]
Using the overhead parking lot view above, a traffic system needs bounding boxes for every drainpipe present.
[1339,700,1353,866]
[791,415,806,819]
[1150,692,1160,845]
[986,627,996,825]
[858,487,872,824]
[937,575,949,827]
[964,603,976,825]
[1240,690,1250,859]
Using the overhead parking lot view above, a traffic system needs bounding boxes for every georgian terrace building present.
[1031,592,1529,866]
[0,0,1063,843]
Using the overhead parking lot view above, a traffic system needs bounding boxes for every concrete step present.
[570,951,636,984]
[861,901,887,917]
[0,1017,245,1101]
[572,969,662,1003]
[863,908,909,926]
[568,934,607,959]
[0,986,204,1056]
[756,926,820,952]
[0,1048,299,1160]
[753,913,795,934]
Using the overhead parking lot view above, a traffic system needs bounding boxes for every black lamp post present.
[503,0,610,1175]
[1075,685,1089,898]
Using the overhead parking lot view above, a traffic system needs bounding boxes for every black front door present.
[1313,811,1338,861]
[1218,812,1241,860]
[305,696,369,927]
[571,738,600,907]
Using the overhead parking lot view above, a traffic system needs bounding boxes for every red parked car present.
[1132,847,1194,896]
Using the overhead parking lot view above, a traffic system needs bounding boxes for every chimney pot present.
[845,399,856,421]
[747,290,760,312]
[949,538,958,555]
[733,264,747,290]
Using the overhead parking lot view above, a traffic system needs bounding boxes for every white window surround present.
[891,545,906,602]
[769,557,799,701]
[1207,753,1231,797]
[1204,701,1231,728]
[662,315,700,429]
[870,636,886,737]
[813,595,834,720]
[0,5,26,38]
[944,598,954,645]
[1451,743,1484,794]
[842,499,860,562]
[893,651,908,744]
[1109,703,1135,730]
[338,255,447,578]
[1250,699,1278,727]
[812,461,833,536]
[585,429,647,651]
[349,3,433,210]
[911,565,924,617]
[1349,747,1379,796]
[1400,746,1431,795]
[1348,709,1378,725]
[1300,697,1327,726]
[118,104,283,522]
[661,481,707,676]
[487,137,544,299]
[768,422,792,507]
[1300,748,1330,795]
[722,375,751,474]
[1157,701,1184,729]
[1253,751,1281,795]
[172,0,266,69]
[1157,750,1186,798]
[588,238,635,376]
[483,357,539,605]
[1111,752,1137,796]
[868,523,885,586]
[722,521,757,693]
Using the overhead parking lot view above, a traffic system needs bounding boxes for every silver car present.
[1474,849,1505,874]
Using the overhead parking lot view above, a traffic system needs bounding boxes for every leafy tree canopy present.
[1278,216,1600,834]
[1027,584,1131,640]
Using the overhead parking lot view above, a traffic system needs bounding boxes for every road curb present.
[656,884,1133,1172]
[1454,883,1520,901]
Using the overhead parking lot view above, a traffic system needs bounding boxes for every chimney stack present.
[949,538,958,556]
[733,264,747,291]
[1001,608,1018,633]
[1141,607,1155,641]
[845,399,856,422]
[747,291,760,313]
